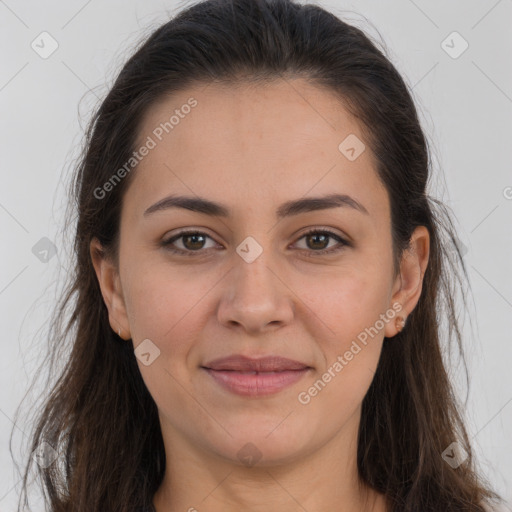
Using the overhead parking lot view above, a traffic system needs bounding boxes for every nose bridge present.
[232,235,280,303]
[217,234,293,331]
[236,246,274,293]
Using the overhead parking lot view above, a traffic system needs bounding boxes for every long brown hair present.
[11,0,502,510]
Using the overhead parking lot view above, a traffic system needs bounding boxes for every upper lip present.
[202,355,310,372]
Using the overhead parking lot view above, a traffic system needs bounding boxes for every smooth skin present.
[91,78,429,512]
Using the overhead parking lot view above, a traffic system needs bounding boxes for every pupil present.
[308,233,328,250]
[185,234,204,250]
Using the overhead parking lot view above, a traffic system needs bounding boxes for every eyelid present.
[294,226,351,245]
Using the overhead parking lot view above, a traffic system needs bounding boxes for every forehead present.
[125,78,388,222]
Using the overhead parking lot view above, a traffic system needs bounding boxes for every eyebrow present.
[143,193,369,218]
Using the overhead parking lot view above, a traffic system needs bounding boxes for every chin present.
[206,422,319,468]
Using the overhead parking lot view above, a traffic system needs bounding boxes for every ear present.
[385,226,430,338]
[90,237,130,340]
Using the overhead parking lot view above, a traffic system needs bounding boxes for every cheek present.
[296,259,392,397]
[122,262,211,412]
[302,260,393,344]
[295,269,390,425]
[122,257,210,342]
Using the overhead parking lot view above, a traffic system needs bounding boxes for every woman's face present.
[93,78,427,466]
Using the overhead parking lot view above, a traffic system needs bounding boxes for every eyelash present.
[161,228,350,257]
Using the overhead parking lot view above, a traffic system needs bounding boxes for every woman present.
[13,0,503,510]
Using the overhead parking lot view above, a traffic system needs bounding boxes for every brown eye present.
[305,232,330,250]
[180,233,207,251]
[161,228,349,257]
[162,230,218,256]
[293,229,349,256]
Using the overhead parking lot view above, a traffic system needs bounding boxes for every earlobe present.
[89,237,131,340]
[385,226,430,338]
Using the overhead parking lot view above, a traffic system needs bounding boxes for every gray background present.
[1,0,511,510]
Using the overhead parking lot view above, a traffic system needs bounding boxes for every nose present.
[216,248,295,335]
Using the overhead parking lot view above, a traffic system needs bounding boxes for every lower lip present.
[203,368,310,397]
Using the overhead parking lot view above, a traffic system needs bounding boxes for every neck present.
[152,410,388,512]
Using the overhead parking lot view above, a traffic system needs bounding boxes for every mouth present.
[203,354,310,372]
[202,368,311,397]
[201,355,312,397]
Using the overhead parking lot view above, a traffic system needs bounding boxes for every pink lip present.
[203,368,310,396]
[201,355,311,397]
